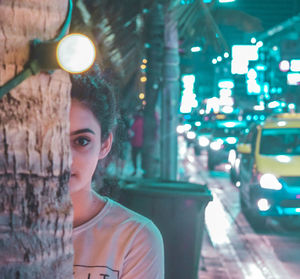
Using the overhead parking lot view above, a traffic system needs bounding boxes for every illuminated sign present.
[180,74,198,113]
[231,59,248,74]
[232,45,259,61]
[218,80,234,89]
[290,59,300,72]
[279,60,290,72]
[287,73,300,85]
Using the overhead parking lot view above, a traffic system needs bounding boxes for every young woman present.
[69,71,164,279]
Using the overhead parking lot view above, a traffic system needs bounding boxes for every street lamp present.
[0,0,96,99]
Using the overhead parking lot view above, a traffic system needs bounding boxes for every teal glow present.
[223,121,236,128]
[191,46,202,52]
[281,208,300,215]
[268,101,280,109]
[226,137,237,144]
[256,65,267,71]
[181,0,195,4]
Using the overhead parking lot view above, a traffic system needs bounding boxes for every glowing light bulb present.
[56,33,96,74]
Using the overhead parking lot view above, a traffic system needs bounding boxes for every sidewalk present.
[199,229,232,279]
[107,142,231,278]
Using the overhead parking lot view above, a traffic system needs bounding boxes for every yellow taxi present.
[237,113,300,227]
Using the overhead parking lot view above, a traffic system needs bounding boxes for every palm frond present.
[212,8,264,33]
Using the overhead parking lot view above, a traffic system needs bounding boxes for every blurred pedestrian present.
[129,108,144,176]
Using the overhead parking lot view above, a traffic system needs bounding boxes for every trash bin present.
[119,179,213,279]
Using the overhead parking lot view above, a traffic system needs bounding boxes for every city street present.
[178,137,300,279]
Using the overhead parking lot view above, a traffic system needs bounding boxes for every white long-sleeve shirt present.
[73,197,164,279]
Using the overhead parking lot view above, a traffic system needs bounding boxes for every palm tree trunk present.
[0,1,73,278]
[160,9,180,180]
[142,3,164,178]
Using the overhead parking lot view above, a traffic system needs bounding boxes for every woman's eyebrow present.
[71,128,95,136]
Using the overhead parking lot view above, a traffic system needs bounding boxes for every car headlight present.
[259,173,282,190]
[210,141,222,151]
[226,137,237,144]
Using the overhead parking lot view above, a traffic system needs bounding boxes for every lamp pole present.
[160,10,180,180]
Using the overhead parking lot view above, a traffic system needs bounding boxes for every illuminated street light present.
[256,41,263,48]
[224,52,229,58]
[279,60,290,72]
[140,76,147,82]
[139,93,145,99]
[251,37,256,44]
[290,59,300,71]
[142,58,148,64]
[57,33,96,74]
[288,103,296,110]
[0,0,99,98]
[217,56,222,62]
[212,58,217,64]
[140,64,146,70]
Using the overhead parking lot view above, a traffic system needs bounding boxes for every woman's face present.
[69,99,112,195]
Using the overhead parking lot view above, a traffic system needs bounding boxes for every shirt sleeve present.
[121,221,165,279]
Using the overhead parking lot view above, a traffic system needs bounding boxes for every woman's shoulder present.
[105,198,161,237]
[106,198,156,227]
[107,198,164,252]
[105,199,164,278]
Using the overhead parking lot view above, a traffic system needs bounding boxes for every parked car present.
[238,113,300,228]
[229,127,251,186]
[207,120,247,170]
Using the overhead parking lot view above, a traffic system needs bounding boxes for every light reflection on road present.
[179,141,300,279]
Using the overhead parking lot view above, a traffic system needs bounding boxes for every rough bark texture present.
[160,10,180,180]
[0,0,73,278]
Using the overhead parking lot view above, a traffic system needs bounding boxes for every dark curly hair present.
[70,65,117,141]
[70,65,120,199]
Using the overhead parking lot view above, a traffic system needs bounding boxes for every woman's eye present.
[74,137,90,147]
